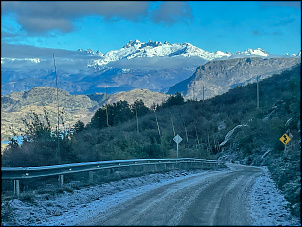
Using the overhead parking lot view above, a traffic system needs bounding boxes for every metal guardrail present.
[1,158,222,180]
[1,158,225,197]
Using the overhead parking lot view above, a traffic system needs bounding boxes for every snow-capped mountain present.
[232,48,270,58]
[87,39,232,68]
[1,39,301,96]
[77,48,103,56]
[238,48,269,56]
[84,40,300,69]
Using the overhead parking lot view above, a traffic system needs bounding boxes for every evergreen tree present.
[111,100,133,125]
[131,99,150,117]
[73,120,85,133]
[89,106,109,129]
[160,92,184,108]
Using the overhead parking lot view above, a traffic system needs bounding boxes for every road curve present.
[79,164,263,226]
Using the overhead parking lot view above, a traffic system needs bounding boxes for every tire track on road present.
[80,165,263,226]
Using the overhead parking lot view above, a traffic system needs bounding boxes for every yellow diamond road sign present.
[279,133,291,145]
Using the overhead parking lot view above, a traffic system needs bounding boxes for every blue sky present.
[1,1,301,56]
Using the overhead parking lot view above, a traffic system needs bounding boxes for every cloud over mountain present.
[1,1,193,34]
[107,56,207,70]
[1,1,150,33]
[1,43,99,72]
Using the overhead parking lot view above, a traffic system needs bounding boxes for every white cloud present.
[107,56,207,70]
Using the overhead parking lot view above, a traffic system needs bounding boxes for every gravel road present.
[79,164,262,226]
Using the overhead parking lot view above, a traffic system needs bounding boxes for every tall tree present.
[73,120,85,133]
[161,92,184,108]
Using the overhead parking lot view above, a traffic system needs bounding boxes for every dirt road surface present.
[78,164,262,226]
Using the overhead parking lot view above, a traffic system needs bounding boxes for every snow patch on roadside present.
[249,166,301,226]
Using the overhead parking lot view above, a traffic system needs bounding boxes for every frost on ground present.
[249,166,301,226]
[1,169,207,226]
[1,166,300,226]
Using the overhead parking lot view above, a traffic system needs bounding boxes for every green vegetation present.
[1,64,300,218]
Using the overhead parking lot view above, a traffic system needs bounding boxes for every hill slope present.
[168,57,301,99]
[1,87,169,140]
[1,87,99,141]
[106,89,170,108]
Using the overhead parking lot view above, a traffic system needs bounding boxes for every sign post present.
[173,134,183,159]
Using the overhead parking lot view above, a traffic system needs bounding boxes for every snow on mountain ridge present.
[77,48,103,56]
[82,40,300,69]
[89,40,234,67]
[235,48,270,57]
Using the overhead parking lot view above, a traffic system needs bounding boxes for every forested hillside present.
[2,63,300,218]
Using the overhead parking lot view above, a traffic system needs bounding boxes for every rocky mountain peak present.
[96,50,103,56]
[86,48,94,54]
[132,39,141,45]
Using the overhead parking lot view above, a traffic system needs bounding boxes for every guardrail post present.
[14,180,20,197]
[89,171,94,183]
[58,175,64,187]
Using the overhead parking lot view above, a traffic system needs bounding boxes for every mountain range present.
[84,40,300,68]
[1,40,301,96]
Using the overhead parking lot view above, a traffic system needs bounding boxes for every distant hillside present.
[168,57,301,100]
[87,92,108,104]
[1,87,97,112]
[1,87,99,141]
[106,89,170,108]
[1,87,169,140]
[0,67,194,96]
